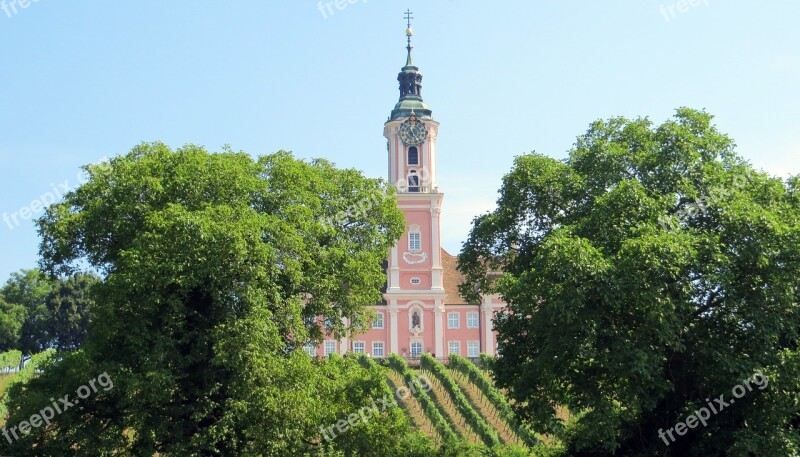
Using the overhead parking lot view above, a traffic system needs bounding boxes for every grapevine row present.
[449,353,540,447]
[420,353,500,447]
[383,354,460,445]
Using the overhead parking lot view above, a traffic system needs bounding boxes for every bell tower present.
[383,13,445,303]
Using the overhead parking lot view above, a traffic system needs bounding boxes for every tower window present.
[408,147,419,165]
[409,232,421,251]
[408,170,420,192]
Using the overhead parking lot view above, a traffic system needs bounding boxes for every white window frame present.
[410,277,421,285]
[353,341,365,354]
[410,341,423,358]
[373,312,384,329]
[448,341,461,356]
[467,312,479,329]
[324,340,337,357]
[467,340,480,357]
[372,341,385,358]
[408,231,421,251]
[448,312,460,329]
[303,343,316,358]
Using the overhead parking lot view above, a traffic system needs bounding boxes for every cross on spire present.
[404,9,414,48]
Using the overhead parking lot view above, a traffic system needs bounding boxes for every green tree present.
[45,272,100,351]
[0,269,53,359]
[0,298,25,352]
[1,143,407,456]
[459,109,800,456]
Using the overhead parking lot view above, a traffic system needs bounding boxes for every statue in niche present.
[412,311,421,329]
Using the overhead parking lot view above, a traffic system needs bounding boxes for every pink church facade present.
[308,25,507,361]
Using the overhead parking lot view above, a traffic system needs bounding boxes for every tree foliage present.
[45,273,100,352]
[0,298,25,352]
[459,109,800,456]
[0,270,98,356]
[0,350,22,373]
[1,143,407,456]
[0,269,53,356]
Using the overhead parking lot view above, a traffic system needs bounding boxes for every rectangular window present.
[408,147,419,165]
[303,343,316,358]
[467,312,479,328]
[372,341,385,358]
[448,312,460,329]
[409,232,421,251]
[373,312,384,329]
[410,341,423,358]
[468,341,480,357]
[324,341,337,357]
[353,341,365,354]
[448,341,461,356]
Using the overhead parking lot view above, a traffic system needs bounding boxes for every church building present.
[308,19,507,360]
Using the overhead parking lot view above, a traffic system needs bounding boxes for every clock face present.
[399,115,428,145]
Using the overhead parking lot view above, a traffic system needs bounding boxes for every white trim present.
[324,340,337,357]
[467,312,479,329]
[389,303,399,354]
[408,231,421,252]
[483,303,494,356]
[410,340,423,358]
[467,340,480,357]
[447,312,460,329]
[372,341,385,358]
[434,303,444,356]
[448,340,461,356]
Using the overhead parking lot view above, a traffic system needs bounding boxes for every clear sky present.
[1,1,798,280]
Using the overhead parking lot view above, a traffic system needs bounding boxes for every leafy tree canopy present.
[0,298,25,352]
[459,108,800,456]
[0,269,53,355]
[2,143,407,455]
[0,270,98,355]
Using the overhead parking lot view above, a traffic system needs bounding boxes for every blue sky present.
[1,1,798,280]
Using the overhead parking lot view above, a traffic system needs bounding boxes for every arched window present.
[408,170,420,192]
[408,147,419,165]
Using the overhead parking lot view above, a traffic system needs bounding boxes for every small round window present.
[410,277,421,285]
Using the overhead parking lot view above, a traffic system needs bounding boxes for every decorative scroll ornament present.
[411,326,423,336]
[403,251,428,264]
